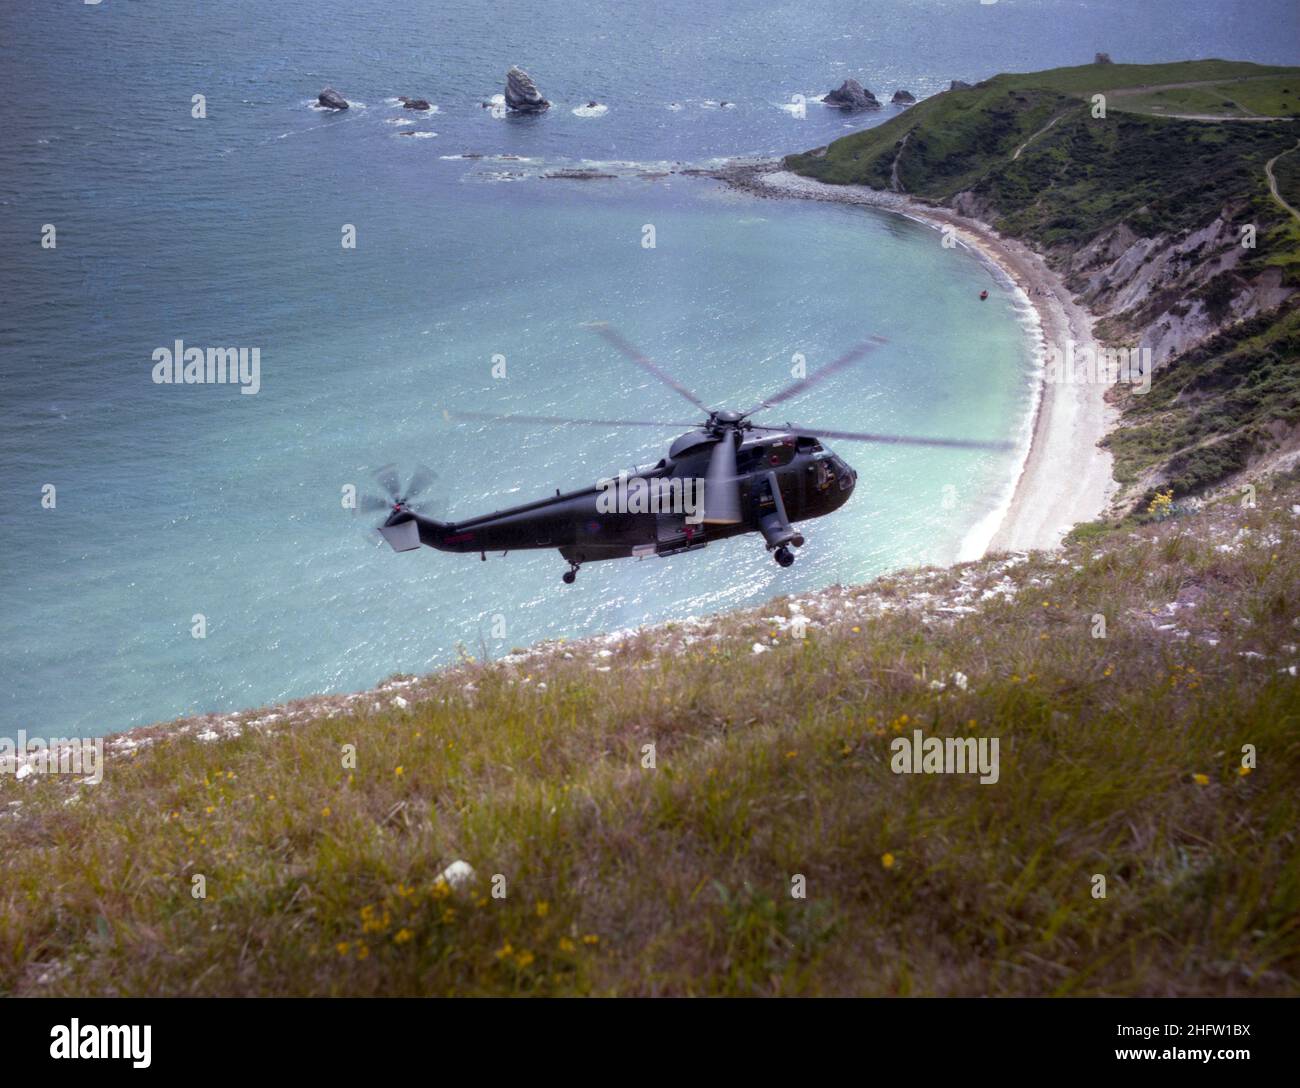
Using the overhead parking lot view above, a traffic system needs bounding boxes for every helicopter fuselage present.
[393,430,856,569]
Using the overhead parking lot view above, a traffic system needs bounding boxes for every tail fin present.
[378,511,450,553]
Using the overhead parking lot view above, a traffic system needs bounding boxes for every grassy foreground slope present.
[3,474,1298,996]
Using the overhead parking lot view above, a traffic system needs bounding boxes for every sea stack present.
[504,66,550,113]
[824,78,880,110]
[318,87,349,110]
[891,89,916,105]
[399,96,432,111]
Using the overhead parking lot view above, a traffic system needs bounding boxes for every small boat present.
[979,289,989,301]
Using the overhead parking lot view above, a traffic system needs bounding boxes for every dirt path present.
[889,130,912,193]
[1104,74,1284,98]
[1012,113,1063,160]
[1265,141,1300,221]
[1152,113,1283,123]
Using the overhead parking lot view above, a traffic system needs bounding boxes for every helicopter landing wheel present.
[791,534,805,548]
[562,564,579,585]
[774,546,795,568]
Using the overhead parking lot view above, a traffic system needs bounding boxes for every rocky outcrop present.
[1095,53,1113,65]
[504,66,550,113]
[949,80,972,91]
[953,181,1297,369]
[542,169,616,180]
[399,96,432,111]
[1060,214,1293,365]
[891,89,916,105]
[951,174,1297,369]
[824,79,880,110]
[318,87,349,110]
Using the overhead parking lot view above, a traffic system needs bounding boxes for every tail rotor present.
[360,464,440,552]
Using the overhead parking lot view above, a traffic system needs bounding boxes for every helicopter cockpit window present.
[766,442,796,467]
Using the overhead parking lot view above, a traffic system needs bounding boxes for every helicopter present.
[361,325,1012,584]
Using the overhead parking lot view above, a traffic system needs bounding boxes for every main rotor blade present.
[753,424,1013,452]
[745,336,888,416]
[404,465,437,501]
[449,409,696,429]
[703,434,741,524]
[585,322,711,413]
[375,464,401,499]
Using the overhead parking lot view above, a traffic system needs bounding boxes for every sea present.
[2,0,1295,740]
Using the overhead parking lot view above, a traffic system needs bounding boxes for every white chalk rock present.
[438,860,476,889]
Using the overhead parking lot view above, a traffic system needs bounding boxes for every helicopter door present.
[654,509,711,557]
[656,511,687,544]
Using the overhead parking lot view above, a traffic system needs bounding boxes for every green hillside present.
[787,61,1300,510]
[787,64,1300,253]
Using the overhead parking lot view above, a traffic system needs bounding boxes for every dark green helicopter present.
[363,326,1010,584]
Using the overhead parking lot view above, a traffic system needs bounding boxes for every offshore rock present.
[824,78,880,110]
[505,66,550,113]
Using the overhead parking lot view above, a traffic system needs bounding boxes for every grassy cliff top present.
[785,61,1300,224]
[4,472,1298,996]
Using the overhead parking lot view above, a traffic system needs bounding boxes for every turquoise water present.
[2,0,1294,739]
